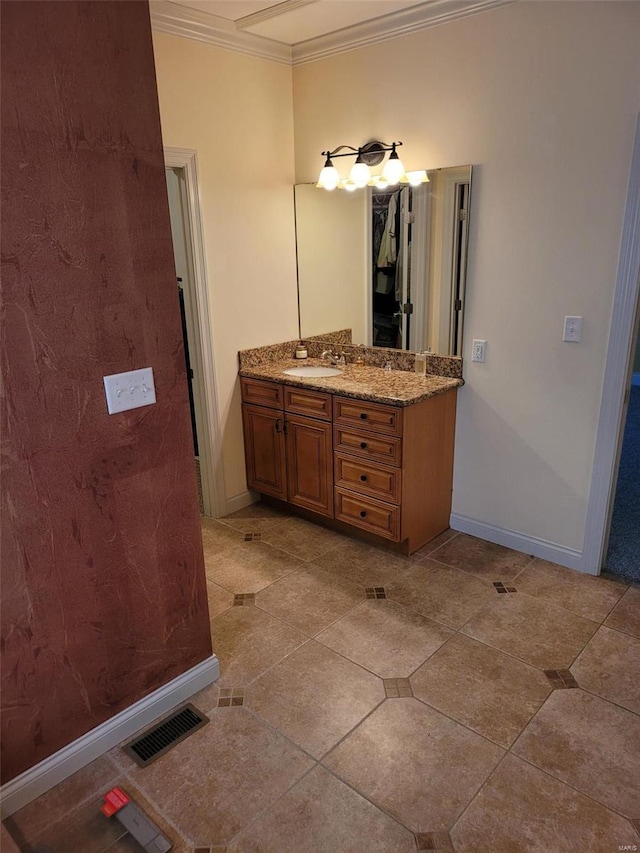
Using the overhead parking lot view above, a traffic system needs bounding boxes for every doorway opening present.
[164,149,225,518]
[602,300,640,581]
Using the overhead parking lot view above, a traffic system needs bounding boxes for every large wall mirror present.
[295,165,472,356]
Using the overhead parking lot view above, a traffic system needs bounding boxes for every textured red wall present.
[1,0,212,783]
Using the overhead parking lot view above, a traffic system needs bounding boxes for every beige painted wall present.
[152,32,299,501]
[293,2,640,552]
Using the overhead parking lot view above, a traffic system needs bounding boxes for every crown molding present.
[150,1,292,64]
[150,0,516,67]
[236,0,317,31]
[291,0,517,65]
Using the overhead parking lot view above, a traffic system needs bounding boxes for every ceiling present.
[150,0,515,64]
[167,0,433,44]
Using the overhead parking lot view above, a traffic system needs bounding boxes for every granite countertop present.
[239,358,462,407]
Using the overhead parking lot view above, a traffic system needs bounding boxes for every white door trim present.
[582,114,640,575]
[164,147,226,518]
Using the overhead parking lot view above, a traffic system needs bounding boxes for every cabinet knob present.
[360,474,367,482]
[360,442,367,449]
[359,510,367,518]
[360,413,367,419]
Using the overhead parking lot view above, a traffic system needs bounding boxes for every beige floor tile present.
[261,516,348,561]
[201,517,244,553]
[430,533,533,581]
[571,625,640,714]
[205,540,304,594]
[255,566,363,636]
[386,559,495,629]
[211,606,307,687]
[461,593,598,669]
[311,538,411,587]
[230,765,416,853]
[411,634,551,747]
[7,755,122,845]
[605,586,640,639]
[220,501,289,531]
[410,528,459,561]
[207,579,235,618]
[127,707,314,846]
[513,559,626,622]
[323,699,503,832]
[190,680,221,715]
[316,599,452,678]
[451,753,637,853]
[512,689,640,818]
[6,797,128,853]
[246,640,383,758]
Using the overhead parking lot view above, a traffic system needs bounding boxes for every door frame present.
[582,114,640,574]
[165,147,226,518]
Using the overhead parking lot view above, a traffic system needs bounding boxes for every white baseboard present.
[449,513,585,573]
[632,372,640,387]
[0,655,220,818]
[224,489,258,516]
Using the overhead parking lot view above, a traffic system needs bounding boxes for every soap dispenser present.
[414,350,427,376]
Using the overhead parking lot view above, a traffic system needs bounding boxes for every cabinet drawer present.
[241,377,283,410]
[334,453,401,504]
[333,426,402,467]
[333,397,402,436]
[334,488,400,541]
[284,387,332,421]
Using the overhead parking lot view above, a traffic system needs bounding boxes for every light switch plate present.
[104,368,156,415]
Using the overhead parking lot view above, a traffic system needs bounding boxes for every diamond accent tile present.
[384,678,413,699]
[217,688,245,708]
[414,831,454,851]
[233,593,256,606]
[365,586,387,599]
[493,582,517,594]
[544,669,579,689]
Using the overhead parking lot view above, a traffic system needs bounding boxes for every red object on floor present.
[101,786,131,817]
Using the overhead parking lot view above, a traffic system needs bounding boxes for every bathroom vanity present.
[239,345,462,555]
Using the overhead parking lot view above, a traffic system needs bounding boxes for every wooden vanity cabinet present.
[241,378,333,517]
[333,391,457,552]
[241,376,457,554]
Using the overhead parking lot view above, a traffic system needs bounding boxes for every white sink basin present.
[283,365,343,378]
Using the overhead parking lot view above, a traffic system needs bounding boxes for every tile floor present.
[4,503,640,852]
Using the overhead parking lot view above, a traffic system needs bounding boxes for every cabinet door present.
[242,404,287,500]
[285,414,333,517]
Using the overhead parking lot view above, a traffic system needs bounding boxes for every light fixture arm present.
[320,141,403,162]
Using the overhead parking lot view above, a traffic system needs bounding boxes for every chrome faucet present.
[322,349,340,365]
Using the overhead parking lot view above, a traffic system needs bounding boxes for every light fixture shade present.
[317,157,340,190]
[349,158,371,188]
[382,145,405,185]
[342,179,358,192]
[405,170,429,186]
[369,175,389,189]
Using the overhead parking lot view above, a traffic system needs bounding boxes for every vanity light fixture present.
[316,140,429,190]
[381,142,404,184]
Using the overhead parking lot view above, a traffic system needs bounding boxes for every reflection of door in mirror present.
[295,165,472,356]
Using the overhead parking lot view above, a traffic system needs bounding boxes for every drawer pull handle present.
[360,510,367,518]
[360,413,367,419]
[360,442,367,449]
[360,474,368,482]
[275,418,282,433]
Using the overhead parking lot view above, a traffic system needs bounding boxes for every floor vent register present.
[123,703,208,768]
